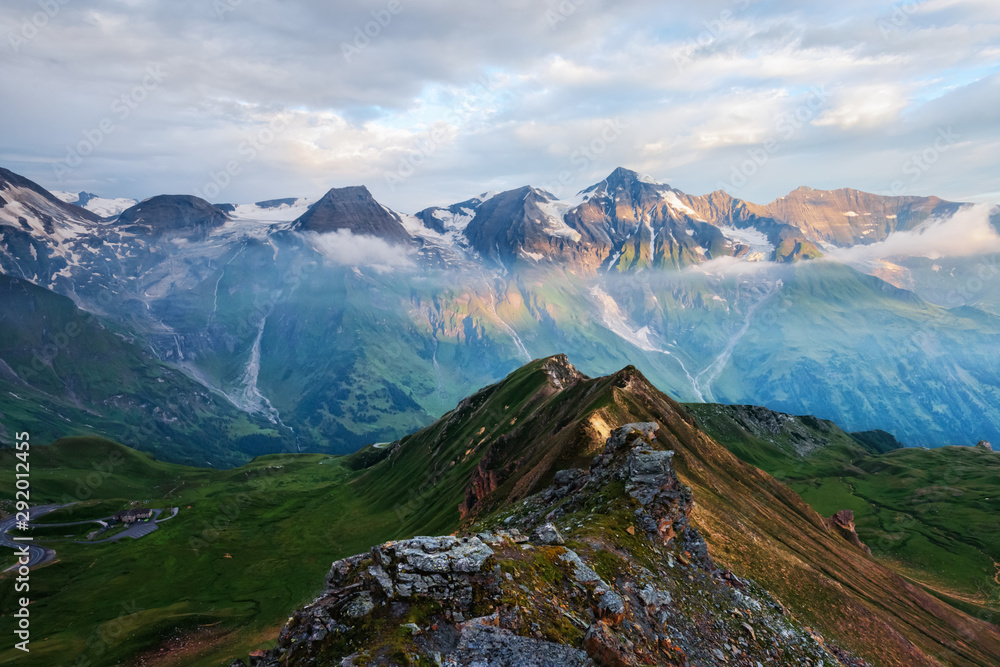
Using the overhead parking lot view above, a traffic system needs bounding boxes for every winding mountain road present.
[1,505,179,570]
[0,504,70,570]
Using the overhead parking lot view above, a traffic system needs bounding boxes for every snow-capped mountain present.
[2,165,1000,464]
[52,189,138,218]
[220,196,315,222]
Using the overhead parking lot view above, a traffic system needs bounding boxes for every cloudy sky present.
[1,0,998,211]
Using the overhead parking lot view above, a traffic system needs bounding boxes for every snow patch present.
[84,196,137,217]
[51,191,78,203]
[718,226,775,262]
[534,200,583,242]
[659,190,702,219]
[228,197,314,222]
[50,191,136,216]
[428,207,476,234]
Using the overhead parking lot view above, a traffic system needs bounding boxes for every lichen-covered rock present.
[559,549,603,585]
[596,590,626,624]
[444,620,593,666]
[342,591,375,619]
[531,522,565,545]
[582,621,641,667]
[243,423,868,667]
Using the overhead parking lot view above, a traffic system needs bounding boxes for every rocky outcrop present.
[244,424,865,666]
[851,429,904,454]
[977,440,993,451]
[826,510,872,555]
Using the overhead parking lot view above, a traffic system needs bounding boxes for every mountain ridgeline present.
[1,165,999,466]
[3,355,998,666]
[229,355,1000,666]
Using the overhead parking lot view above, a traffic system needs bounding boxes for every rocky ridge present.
[238,424,866,666]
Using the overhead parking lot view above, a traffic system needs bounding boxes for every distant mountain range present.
[51,189,137,218]
[1,165,999,464]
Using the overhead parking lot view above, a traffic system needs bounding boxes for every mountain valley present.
[0,357,996,665]
[2,166,999,464]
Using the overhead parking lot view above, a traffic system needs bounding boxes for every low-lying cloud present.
[306,230,414,272]
[824,204,1000,263]
[681,255,789,278]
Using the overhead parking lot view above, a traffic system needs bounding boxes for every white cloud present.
[1,0,999,210]
[682,255,789,278]
[812,84,910,130]
[824,205,1000,263]
[305,230,415,273]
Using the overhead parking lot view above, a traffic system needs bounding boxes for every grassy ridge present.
[0,359,570,665]
[687,402,1000,612]
[2,359,999,666]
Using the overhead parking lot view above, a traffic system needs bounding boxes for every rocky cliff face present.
[0,166,101,223]
[241,424,866,666]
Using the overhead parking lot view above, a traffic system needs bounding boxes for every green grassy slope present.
[688,402,1000,616]
[0,438,416,666]
[1,358,998,666]
[0,275,292,467]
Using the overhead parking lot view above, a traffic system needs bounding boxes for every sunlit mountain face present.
[4,1,1000,665]
[2,165,999,465]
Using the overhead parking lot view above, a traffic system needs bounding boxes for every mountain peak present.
[580,167,670,198]
[116,195,229,237]
[540,353,587,388]
[604,167,667,188]
[292,185,411,243]
[322,184,371,198]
